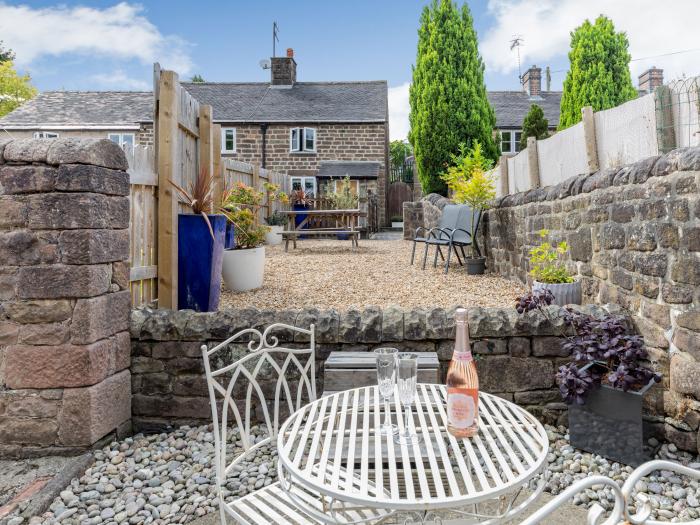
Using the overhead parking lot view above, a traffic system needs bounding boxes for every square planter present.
[568,363,655,466]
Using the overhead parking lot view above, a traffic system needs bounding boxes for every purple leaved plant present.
[515,291,662,405]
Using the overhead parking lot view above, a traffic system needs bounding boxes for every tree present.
[0,41,15,63]
[0,61,37,118]
[520,104,549,150]
[190,74,205,83]
[409,0,498,195]
[390,140,412,170]
[559,15,637,129]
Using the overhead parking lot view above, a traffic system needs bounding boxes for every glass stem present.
[383,398,390,429]
[403,404,411,436]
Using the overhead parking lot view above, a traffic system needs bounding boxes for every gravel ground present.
[24,423,700,525]
[220,240,526,311]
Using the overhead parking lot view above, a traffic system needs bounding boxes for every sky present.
[1,0,700,140]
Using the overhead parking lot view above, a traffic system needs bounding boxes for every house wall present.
[0,123,154,147]
[220,122,389,225]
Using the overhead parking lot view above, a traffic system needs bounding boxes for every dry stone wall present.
[481,146,700,453]
[0,138,132,457]
[130,304,643,437]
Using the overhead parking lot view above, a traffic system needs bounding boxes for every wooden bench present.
[280,229,360,251]
[323,351,440,396]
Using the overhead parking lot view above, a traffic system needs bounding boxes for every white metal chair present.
[521,459,700,525]
[201,323,392,525]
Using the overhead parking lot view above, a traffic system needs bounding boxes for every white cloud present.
[91,70,150,90]
[389,82,411,141]
[481,0,700,82]
[0,2,192,74]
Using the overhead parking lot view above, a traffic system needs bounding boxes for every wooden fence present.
[125,66,287,308]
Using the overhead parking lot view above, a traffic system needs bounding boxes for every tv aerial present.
[259,59,271,70]
[509,35,524,84]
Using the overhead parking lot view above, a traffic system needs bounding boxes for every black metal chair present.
[410,204,462,266]
[424,205,481,274]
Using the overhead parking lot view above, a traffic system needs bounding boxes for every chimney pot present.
[638,67,664,94]
[287,48,294,58]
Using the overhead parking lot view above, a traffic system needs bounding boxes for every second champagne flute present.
[395,353,421,445]
[375,347,398,435]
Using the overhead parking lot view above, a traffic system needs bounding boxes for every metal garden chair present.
[201,323,392,525]
[409,204,462,266]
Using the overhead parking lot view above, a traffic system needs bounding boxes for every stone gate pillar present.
[0,138,132,457]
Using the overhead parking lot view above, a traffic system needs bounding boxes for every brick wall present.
[481,146,700,452]
[0,138,132,457]
[222,122,389,224]
[130,304,629,434]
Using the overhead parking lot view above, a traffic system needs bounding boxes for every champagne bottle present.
[447,308,479,437]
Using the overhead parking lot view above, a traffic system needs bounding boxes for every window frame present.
[221,127,237,154]
[290,127,317,153]
[499,129,524,154]
[33,131,59,139]
[107,132,136,149]
[333,179,359,195]
[290,176,317,198]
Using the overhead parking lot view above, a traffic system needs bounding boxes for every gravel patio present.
[220,239,525,311]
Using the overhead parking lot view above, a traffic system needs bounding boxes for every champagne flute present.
[394,353,421,445]
[375,347,398,435]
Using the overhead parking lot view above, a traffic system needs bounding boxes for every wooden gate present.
[387,181,413,221]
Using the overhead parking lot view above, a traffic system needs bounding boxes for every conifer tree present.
[520,104,549,150]
[409,0,498,195]
[559,15,637,129]
[0,61,37,118]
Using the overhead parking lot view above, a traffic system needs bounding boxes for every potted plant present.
[290,188,311,238]
[441,142,496,275]
[391,215,404,229]
[325,176,359,240]
[169,169,226,312]
[516,292,662,466]
[529,229,581,305]
[264,211,287,246]
[220,182,270,292]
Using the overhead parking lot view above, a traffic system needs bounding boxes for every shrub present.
[528,229,574,284]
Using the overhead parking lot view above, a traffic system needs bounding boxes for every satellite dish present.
[259,59,271,70]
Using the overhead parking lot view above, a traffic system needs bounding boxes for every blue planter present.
[224,222,236,250]
[293,203,309,239]
[337,233,350,240]
[178,214,226,312]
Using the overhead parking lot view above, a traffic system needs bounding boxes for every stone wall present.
[0,138,132,457]
[130,304,637,435]
[480,146,700,453]
[221,122,389,225]
[402,193,452,240]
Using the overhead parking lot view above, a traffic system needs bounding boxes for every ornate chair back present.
[201,323,316,486]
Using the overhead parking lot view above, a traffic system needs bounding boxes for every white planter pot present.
[222,246,265,292]
[533,280,582,306]
[392,221,404,229]
[265,225,283,246]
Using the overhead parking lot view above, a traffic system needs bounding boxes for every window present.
[33,131,59,139]
[107,133,135,150]
[290,127,316,153]
[500,130,523,154]
[514,131,523,152]
[221,127,236,153]
[334,179,359,195]
[290,176,316,198]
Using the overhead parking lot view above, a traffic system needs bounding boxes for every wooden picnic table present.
[280,209,367,251]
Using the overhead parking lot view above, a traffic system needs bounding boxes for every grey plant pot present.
[568,363,656,466]
[532,279,582,306]
[466,257,486,275]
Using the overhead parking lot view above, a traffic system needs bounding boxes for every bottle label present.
[447,388,478,429]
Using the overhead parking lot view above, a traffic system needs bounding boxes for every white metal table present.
[277,384,549,524]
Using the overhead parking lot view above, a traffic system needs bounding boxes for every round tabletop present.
[276,384,549,512]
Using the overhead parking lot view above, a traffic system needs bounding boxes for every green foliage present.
[390,140,413,170]
[0,61,37,118]
[520,104,549,150]
[324,176,359,210]
[265,211,288,226]
[391,215,404,222]
[559,15,637,129]
[0,41,15,63]
[409,0,498,196]
[529,229,574,284]
[221,182,271,249]
[190,74,205,83]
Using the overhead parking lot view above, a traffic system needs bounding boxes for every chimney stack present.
[271,48,296,87]
[638,67,664,94]
[522,65,542,98]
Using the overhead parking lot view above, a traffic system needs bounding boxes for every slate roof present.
[317,161,381,179]
[487,91,562,129]
[0,91,153,127]
[182,81,387,123]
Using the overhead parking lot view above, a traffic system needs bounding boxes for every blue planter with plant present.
[177,214,226,312]
[224,222,236,249]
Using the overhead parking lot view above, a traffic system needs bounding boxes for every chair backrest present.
[201,323,316,483]
[438,204,462,230]
[452,205,481,243]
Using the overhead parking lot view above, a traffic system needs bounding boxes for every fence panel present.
[537,122,588,187]
[126,145,158,307]
[509,151,529,194]
[595,94,657,170]
[668,77,700,149]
